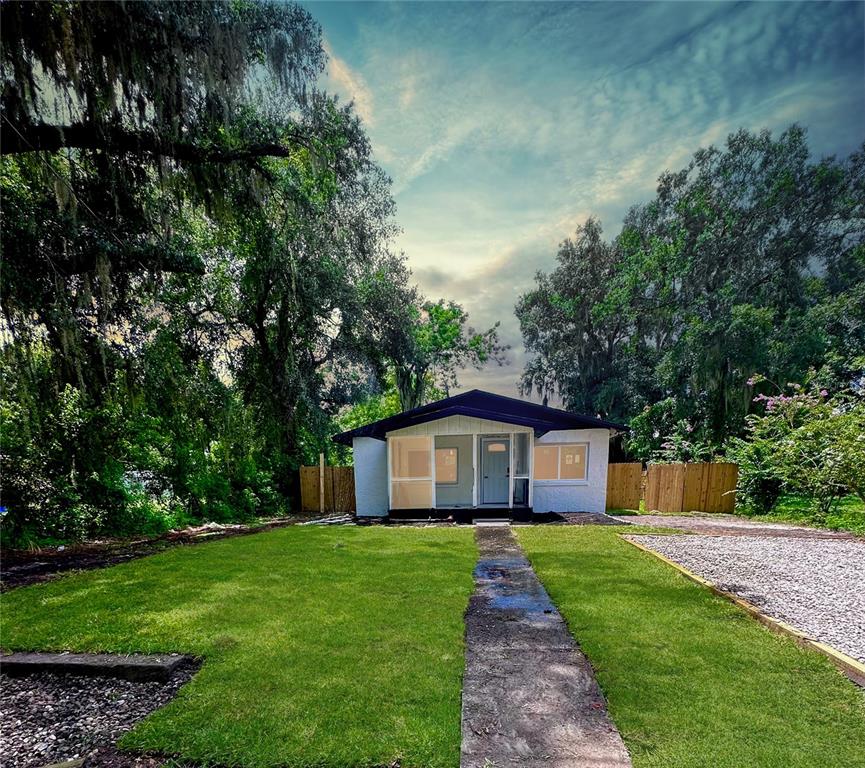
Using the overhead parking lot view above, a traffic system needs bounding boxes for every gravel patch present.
[556,512,627,526]
[613,514,855,538]
[0,666,195,768]
[628,534,865,663]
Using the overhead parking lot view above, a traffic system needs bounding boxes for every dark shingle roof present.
[332,389,626,445]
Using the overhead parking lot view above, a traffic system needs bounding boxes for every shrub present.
[725,436,784,513]
[727,376,865,517]
[0,337,287,548]
[627,397,717,462]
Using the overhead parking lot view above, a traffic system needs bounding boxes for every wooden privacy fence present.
[606,462,738,513]
[606,463,643,511]
[300,462,356,514]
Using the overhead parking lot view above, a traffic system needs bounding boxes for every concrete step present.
[1,651,193,682]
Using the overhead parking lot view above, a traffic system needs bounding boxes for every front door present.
[481,437,510,505]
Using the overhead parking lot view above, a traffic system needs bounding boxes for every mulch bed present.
[0,516,331,591]
[0,662,198,768]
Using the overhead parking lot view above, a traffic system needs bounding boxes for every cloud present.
[323,41,375,126]
[393,118,479,193]
[399,73,418,109]
[311,0,864,397]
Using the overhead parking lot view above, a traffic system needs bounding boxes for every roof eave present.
[332,402,627,445]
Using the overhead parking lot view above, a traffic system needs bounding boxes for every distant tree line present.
[517,126,864,462]
[0,1,503,546]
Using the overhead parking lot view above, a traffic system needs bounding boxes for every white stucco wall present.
[532,429,610,513]
[352,437,388,517]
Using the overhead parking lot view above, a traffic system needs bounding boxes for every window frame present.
[532,442,589,484]
[434,446,459,485]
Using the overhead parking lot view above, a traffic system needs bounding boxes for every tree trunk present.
[395,364,427,412]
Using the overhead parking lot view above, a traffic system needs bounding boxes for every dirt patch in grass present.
[0,517,332,591]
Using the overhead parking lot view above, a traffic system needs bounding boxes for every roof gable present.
[332,389,626,445]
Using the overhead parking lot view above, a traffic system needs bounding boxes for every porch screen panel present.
[391,436,431,478]
[513,478,529,506]
[513,433,529,477]
[391,480,432,508]
[512,433,530,506]
[390,436,432,508]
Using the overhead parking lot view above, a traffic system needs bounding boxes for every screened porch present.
[387,432,533,510]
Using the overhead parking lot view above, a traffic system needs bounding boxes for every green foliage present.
[337,369,446,433]
[517,127,865,454]
[0,334,283,547]
[391,299,508,411]
[727,377,865,518]
[723,434,785,514]
[332,371,445,464]
[1,1,323,156]
[518,219,629,417]
[337,375,404,433]
[627,398,717,462]
[748,494,865,536]
[0,1,424,545]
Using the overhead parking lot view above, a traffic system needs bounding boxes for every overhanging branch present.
[1,119,313,163]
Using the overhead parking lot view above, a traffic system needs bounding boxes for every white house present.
[333,390,625,519]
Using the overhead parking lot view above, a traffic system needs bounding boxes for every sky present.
[305,1,865,399]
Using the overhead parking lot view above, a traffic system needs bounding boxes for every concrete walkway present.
[461,525,631,768]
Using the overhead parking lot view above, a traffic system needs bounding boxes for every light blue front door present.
[481,437,510,505]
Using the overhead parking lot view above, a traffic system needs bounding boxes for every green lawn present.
[742,494,865,535]
[517,526,865,768]
[5,524,865,768]
[1,527,477,768]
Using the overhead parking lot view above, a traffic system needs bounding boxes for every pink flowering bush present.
[727,376,865,516]
[656,427,716,463]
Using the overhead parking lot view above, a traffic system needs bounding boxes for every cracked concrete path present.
[460,525,631,768]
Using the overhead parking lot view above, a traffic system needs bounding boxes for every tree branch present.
[1,120,313,163]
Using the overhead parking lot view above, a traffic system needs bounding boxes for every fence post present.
[319,452,325,515]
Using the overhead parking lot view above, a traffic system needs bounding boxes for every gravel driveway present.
[627,534,865,663]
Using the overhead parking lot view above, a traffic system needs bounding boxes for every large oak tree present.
[517,126,865,457]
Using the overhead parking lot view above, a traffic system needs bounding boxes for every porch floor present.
[389,508,530,524]
[384,510,628,525]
